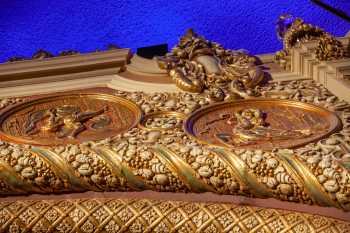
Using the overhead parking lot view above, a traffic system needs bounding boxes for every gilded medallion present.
[185,99,342,150]
[0,94,141,146]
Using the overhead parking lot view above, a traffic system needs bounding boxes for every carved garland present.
[0,17,348,233]
[0,80,349,212]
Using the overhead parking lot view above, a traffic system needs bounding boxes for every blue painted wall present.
[0,0,349,62]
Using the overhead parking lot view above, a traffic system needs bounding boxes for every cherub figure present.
[24,105,108,139]
[216,108,313,146]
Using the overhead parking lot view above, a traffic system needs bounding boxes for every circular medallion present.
[0,94,142,146]
[184,99,342,150]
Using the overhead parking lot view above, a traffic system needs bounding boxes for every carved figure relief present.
[24,105,109,139]
[221,108,315,145]
[185,99,341,150]
[0,94,142,146]
[0,81,348,212]
[0,17,349,224]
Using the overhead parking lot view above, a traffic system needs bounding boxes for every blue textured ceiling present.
[0,0,349,62]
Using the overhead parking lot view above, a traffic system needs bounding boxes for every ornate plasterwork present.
[315,35,348,61]
[184,99,341,150]
[0,97,22,110]
[6,44,121,63]
[7,49,79,63]
[274,15,348,69]
[1,198,349,233]
[0,80,349,212]
[157,29,265,99]
[0,94,141,146]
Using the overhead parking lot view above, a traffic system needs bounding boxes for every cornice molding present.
[0,48,131,83]
[0,74,179,98]
[286,36,350,102]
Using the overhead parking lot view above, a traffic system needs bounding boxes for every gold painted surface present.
[138,111,186,131]
[0,24,349,221]
[0,198,349,233]
[278,150,341,209]
[275,15,348,70]
[315,35,348,61]
[157,29,265,99]
[0,81,349,212]
[213,149,272,198]
[0,94,142,146]
[184,99,341,150]
[154,146,216,193]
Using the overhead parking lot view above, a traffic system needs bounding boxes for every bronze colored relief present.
[0,81,349,211]
[0,94,142,146]
[0,20,349,231]
[185,99,341,150]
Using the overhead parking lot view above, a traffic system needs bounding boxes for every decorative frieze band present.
[0,197,349,233]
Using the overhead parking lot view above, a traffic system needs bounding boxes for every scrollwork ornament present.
[281,17,326,51]
[316,35,348,61]
[274,14,349,69]
[0,80,349,211]
[157,29,265,99]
